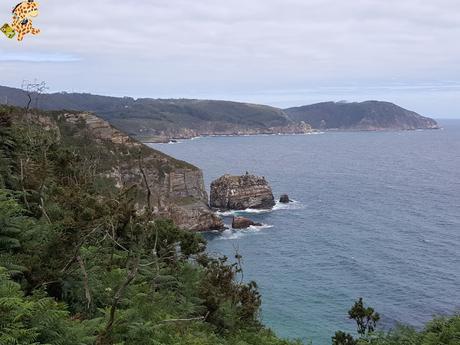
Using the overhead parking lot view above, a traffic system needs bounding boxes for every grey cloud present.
[0,0,459,117]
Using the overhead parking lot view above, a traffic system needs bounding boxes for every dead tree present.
[21,79,48,112]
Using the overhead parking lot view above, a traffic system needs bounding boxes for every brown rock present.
[279,194,291,203]
[210,173,275,210]
[169,202,225,232]
[232,216,262,229]
[46,112,220,232]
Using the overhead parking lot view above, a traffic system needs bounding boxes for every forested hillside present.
[0,86,310,142]
[0,105,297,344]
[1,85,440,143]
[0,105,457,345]
[285,101,439,130]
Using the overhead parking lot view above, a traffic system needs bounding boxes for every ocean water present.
[150,120,460,345]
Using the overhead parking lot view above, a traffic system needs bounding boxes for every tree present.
[21,79,48,112]
[0,267,97,345]
[332,331,357,345]
[332,298,380,345]
[348,297,380,336]
[0,190,23,252]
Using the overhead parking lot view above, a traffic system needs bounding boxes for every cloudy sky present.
[1,0,459,118]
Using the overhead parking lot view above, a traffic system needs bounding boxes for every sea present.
[150,120,460,345]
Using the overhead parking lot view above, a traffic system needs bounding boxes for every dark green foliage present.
[334,299,460,345]
[0,110,16,189]
[285,101,438,130]
[0,105,298,345]
[0,85,439,138]
[0,105,456,345]
[333,298,379,345]
[333,331,357,345]
[348,298,380,336]
[0,267,98,345]
[356,316,460,345]
[0,85,293,140]
[198,255,261,332]
[0,191,22,251]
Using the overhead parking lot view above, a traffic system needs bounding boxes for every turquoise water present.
[151,120,460,344]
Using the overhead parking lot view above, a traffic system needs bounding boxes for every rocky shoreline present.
[139,123,315,143]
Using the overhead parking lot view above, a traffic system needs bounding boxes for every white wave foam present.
[216,200,303,216]
[216,208,271,216]
[245,224,274,231]
[215,210,235,217]
[216,224,273,240]
[218,229,242,240]
[273,199,304,211]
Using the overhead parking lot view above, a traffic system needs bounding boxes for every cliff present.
[6,106,223,231]
[284,101,439,130]
[210,174,275,210]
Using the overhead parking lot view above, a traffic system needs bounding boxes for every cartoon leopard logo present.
[2,0,41,41]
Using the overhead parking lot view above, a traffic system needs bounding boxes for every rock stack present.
[210,173,275,210]
[279,194,291,203]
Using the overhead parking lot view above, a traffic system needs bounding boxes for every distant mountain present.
[0,85,311,141]
[285,101,439,131]
[0,85,439,141]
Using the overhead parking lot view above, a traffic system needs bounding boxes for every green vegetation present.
[0,85,439,141]
[333,298,460,345]
[284,101,438,130]
[0,105,457,344]
[0,85,293,141]
[0,105,299,344]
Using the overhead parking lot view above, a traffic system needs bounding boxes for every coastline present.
[142,126,441,144]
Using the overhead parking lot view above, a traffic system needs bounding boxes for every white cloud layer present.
[0,0,459,117]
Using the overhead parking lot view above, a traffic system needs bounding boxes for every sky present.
[1,0,460,118]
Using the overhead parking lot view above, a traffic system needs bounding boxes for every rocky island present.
[210,173,276,211]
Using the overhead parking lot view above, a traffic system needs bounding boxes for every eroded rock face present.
[210,174,275,210]
[53,112,222,232]
[168,203,225,232]
[232,216,261,229]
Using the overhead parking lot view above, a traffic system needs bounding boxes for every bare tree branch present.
[159,312,210,324]
[138,154,152,211]
[77,255,92,311]
[97,256,140,345]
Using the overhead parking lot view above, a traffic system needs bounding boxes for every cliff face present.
[210,174,275,210]
[136,121,313,143]
[285,101,440,131]
[27,110,224,231]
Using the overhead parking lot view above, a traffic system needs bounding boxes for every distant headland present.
[0,85,439,143]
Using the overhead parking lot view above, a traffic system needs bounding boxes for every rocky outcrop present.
[232,216,261,229]
[32,110,223,232]
[168,203,224,232]
[138,121,313,143]
[279,194,291,203]
[210,173,275,210]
